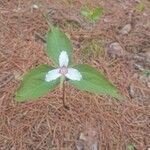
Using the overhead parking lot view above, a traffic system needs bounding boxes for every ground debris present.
[119,24,132,35]
[107,42,128,58]
[139,74,150,88]
[132,51,150,69]
[76,127,98,150]
[128,84,135,98]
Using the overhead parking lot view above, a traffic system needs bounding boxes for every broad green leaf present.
[15,64,59,102]
[46,26,73,66]
[69,64,123,100]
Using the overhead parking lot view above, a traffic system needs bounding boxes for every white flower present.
[45,51,82,82]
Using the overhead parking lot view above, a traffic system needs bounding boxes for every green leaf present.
[46,26,73,66]
[70,64,123,100]
[15,64,59,102]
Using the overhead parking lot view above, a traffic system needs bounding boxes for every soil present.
[0,0,150,150]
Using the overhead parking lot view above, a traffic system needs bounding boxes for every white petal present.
[59,51,69,67]
[45,69,61,82]
[66,68,82,81]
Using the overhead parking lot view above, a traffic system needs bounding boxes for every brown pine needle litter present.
[0,0,150,149]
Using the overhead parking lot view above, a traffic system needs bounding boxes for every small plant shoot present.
[15,26,123,107]
[127,144,136,150]
[135,2,145,12]
[81,6,104,22]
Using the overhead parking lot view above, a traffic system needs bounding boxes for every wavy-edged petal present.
[45,68,61,82]
[66,68,82,81]
[59,51,69,67]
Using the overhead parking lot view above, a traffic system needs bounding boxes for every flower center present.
[59,66,68,75]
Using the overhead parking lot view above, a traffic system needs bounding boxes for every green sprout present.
[135,2,145,12]
[128,144,136,150]
[83,40,105,59]
[141,69,150,77]
[81,6,104,22]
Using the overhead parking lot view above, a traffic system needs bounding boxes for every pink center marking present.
[59,66,68,75]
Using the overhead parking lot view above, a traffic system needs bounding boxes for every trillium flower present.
[15,27,123,102]
[45,51,82,82]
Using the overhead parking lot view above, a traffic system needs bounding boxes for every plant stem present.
[62,80,69,109]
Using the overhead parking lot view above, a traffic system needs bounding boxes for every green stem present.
[60,76,64,90]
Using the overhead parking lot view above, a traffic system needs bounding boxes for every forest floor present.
[0,0,150,150]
